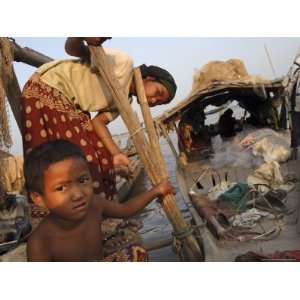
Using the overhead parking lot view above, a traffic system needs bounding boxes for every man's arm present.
[27,235,52,262]
[101,179,174,218]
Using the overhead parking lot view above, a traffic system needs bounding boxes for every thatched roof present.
[156,59,284,126]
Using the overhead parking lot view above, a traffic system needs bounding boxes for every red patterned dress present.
[21,73,116,199]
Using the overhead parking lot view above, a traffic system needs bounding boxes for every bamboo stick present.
[159,122,179,160]
[173,121,186,153]
[89,46,203,261]
[134,69,202,260]
[133,69,166,177]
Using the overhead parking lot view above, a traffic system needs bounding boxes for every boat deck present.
[177,147,300,261]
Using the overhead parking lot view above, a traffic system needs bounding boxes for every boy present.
[24,139,174,262]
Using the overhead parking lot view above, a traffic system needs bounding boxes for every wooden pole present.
[5,69,22,131]
[158,122,179,160]
[2,39,54,132]
[133,69,166,176]
[264,44,277,78]
[89,46,203,261]
[12,41,53,67]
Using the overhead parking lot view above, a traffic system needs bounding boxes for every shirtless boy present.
[24,139,174,261]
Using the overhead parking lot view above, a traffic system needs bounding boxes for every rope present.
[172,225,194,240]
[128,126,144,139]
[171,223,205,260]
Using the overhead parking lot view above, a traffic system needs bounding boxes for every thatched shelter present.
[156,59,283,130]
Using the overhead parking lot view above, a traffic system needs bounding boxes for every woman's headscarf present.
[139,64,177,102]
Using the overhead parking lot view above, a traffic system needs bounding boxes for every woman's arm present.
[91,114,130,167]
[65,37,111,58]
[65,37,89,58]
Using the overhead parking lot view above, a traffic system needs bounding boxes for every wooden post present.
[158,122,179,160]
[12,41,53,67]
[1,39,54,132]
[5,69,22,131]
[89,46,203,261]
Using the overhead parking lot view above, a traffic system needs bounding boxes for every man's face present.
[143,79,170,107]
[35,157,94,221]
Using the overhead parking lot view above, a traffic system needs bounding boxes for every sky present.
[8,37,300,155]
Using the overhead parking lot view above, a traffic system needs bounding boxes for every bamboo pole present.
[158,122,179,160]
[89,46,203,261]
[134,69,202,260]
[173,121,186,153]
[133,69,166,177]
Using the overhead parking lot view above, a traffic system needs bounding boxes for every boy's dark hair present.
[24,139,86,195]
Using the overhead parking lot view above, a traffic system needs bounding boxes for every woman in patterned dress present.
[21,37,177,199]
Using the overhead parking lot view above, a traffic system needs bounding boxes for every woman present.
[21,37,177,199]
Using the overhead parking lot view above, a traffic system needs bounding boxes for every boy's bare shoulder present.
[28,217,52,244]
[27,217,53,261]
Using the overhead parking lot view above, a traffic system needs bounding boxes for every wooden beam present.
[4,40,53,131]
[12,41,53,67]
[5,69,22,131]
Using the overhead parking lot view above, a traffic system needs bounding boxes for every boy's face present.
[31,157,94,221]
